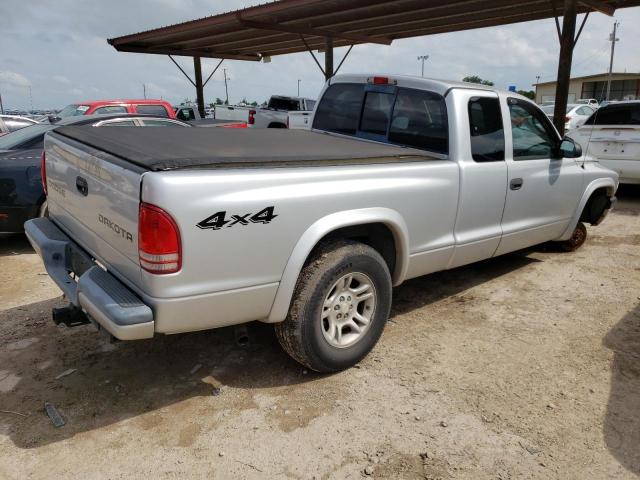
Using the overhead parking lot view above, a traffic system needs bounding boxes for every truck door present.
[495,97,583,255]
[447,91,508,268]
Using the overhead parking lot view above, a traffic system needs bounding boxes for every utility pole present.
[143,83,146,99]
[223,68,229,105]
[297,79,301,96]
[28,85,33,112]
[417,55,429,77]
[0,91,4,114]
[606,21,620,101]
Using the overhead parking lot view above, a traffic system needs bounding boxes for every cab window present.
[136,104,169,117]
[93,105,127,115]
[508,98,558,160]
[468,97,504,162]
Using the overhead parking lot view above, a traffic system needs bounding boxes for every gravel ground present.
[0,186,639,480]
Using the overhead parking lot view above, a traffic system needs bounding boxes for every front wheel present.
[275,240,392,372]
[556,222,587,252]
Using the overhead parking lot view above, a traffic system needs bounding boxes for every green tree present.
[215,97,224,105]
[250,101,258,107]
[462,75,495,86]
[517,90,536,100]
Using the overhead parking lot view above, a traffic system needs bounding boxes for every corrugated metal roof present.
[108,0,640,60]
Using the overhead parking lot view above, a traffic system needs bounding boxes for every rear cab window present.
[136,104,170,117]
[312,82,448,155]
[268,97,302,111]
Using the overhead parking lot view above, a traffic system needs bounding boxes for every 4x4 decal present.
[197,206,277,230]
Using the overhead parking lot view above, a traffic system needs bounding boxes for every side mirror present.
[559,136,582,158]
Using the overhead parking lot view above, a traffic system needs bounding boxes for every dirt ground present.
[1,187,639,480]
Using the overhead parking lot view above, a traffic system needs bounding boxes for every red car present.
[57,99,177,119]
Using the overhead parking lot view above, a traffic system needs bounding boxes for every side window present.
[359,92,394,136]
[312,83,365,134]
[577,106,592,116]
[99,120,137,127]
[389,88,448,154]
[176,108,196,121]
[468,97,504,162]
[508,98,558,160]
[306,100,316,111]
[93,106,127,115]
[136,104,170,117]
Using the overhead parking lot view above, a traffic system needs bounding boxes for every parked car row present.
[0,113,190,233]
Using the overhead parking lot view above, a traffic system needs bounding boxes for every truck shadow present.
[1,250,539,449]
[0,234,34,258]
[603,303,640,475]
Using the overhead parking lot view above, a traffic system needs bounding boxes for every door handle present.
[510,178,524,190]
[76,176,88,196]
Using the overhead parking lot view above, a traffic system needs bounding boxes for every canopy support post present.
[325,36,334,80]
[552,0,577,136]
[194,56,205,118]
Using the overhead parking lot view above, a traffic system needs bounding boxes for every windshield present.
[58,104,90,118]
[0,123,54,150]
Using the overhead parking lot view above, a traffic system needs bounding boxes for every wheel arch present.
[557,178,617,241]
[266,208,410,323]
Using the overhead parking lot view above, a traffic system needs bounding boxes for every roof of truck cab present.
[50,127,437,171]
[329,74,498,96]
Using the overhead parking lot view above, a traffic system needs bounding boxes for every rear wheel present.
[557,222,587,252]
[275,240,392,372]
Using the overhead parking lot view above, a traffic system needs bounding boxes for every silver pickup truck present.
[26,74,617,372]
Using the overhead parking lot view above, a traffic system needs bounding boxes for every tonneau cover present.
[51,127,435,171]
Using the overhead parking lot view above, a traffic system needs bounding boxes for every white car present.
[541,104,595,132]
[577,98,599,108]
[568,101,640,184]
[0,115,38,136]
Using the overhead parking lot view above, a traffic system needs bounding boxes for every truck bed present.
[51,127,435,171]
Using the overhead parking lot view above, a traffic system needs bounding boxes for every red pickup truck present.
[57,99,177,119]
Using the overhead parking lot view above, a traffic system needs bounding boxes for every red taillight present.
[40,151,48,195]
[565,116,571,122]
[138,203,181,274]
[248,109,256,125]
[373,76,389,85]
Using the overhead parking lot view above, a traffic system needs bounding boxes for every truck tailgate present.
[44,131,143,286]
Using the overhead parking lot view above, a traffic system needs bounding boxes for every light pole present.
[223,68,229,105]
[297,79,301,96]
[417,55,429,77]
[606,21,620,101]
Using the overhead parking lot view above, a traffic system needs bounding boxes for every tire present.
[557,222,587,252]
[275,240,392,372]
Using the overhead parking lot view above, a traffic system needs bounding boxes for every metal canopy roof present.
[107,0,640,60]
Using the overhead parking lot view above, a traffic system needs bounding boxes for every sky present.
[1,0,639,110]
